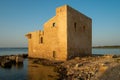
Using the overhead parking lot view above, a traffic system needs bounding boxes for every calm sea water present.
[93,48,120,55]
[0,59,28,80]
[0,48,120,80]
[0,48,120,56]
[0,48,28,56]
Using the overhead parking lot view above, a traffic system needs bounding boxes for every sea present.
[0,48,120,80]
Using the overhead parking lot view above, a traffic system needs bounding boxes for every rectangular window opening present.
[53,23,56,27]
[40,37,43,44]
[74,22,76,32]
[53,51,56,58]
[83,26,86,32]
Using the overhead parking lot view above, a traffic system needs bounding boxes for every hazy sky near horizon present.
[0,0,120,47]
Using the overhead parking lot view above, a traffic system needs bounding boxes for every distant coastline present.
[0,46,120,49]
[93,45,120,48]
[0,47,28,49]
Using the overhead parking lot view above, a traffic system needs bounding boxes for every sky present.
[0,0,120,47]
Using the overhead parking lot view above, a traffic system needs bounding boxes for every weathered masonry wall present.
[55,5,68,60]
[26,5,68,61]
[26,5,92,61]
[67,6,92,59]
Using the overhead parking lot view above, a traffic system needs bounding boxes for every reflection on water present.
[0,48,120,80]
[28,59,59,80]
[12,63,23,69]
[0,59,27,80]
[0,59,59,80]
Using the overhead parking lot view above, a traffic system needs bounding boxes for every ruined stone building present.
[26,5,92,61]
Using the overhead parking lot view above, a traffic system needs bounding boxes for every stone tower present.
[26,5,92,61]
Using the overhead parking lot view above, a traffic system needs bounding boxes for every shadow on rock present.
[98,64,120,80]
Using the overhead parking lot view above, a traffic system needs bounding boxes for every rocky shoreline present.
[0,54,28,68]
[27,54,120,80]
[55,55,120,80]
[1,54,120,80]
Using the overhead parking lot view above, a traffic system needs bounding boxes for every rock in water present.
[16,56,23,63]
[1,59,12,68]
[22,54,28,58]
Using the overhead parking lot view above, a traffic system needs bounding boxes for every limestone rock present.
[1,59,12,68]
[16,56,23,63]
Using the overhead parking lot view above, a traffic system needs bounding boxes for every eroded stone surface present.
[56,55,120,80]
[26,5,92,61]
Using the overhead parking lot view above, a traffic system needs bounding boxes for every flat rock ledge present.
[29,58,63,66]
[54,54,120,80]
[0,54,28,68]
[27,54,120,80]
